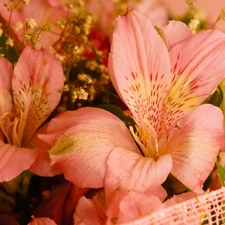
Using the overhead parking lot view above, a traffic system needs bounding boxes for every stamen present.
[127,101,160,159]
[147,123,159,155]
[123,110,132,117]
[153,153,160,162]
[10,117,21,147]
[129,123,159,159]
[16,89,32,145]
[129,126,151,157]
[0,112,12,144]
[0,111,22,146]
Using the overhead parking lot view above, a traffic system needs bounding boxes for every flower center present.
[129,123,160,160]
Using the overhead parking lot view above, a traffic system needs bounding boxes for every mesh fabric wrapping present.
[123,187,225,225]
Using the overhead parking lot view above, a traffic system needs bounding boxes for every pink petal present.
[28,217,57,225]
[45,107,139,188]
[21,0,68,49]
[29,144,63,177]
[0,140,37,182]
[160,0,189,18]
[0,58,13,141]
[12,46,64,146]
[159,20,193,49]
[74,192,106,225]
[165,29,225,133]
[105,147,172,200]
[0,3,24,51]
[106,189,164,224]
[0,58,13,114]
[145,185,167,202]
[168,104,224,193]
[105,190,124,221]
[109,9,171,134]
[28,124,63,177]
[134,0,168,26]
[116,191,162,224]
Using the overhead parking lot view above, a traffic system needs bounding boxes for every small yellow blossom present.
[78,88,89,100]
[86,60,98,71]
[188,19,200,33]
[74,26,81,34]
[78,73,92,84]
[26,18,37,29]
[71,88,89,102]
[86,15,93,25]
[77,0,84,7]
[68,3,74,9]
[6,37,14,47]
[73,46,81,55]
[13,21,23,31]
[56,19,66,29]
[63,84,69,92]
[55,53,66,63]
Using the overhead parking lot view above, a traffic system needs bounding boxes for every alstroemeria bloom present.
[38,107,140,188]
[0,46,64,181]
[106,9,225,194]
[74,189,163,225]
[42,9,225,198]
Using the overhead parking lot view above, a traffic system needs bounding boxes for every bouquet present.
[0,0,225,224]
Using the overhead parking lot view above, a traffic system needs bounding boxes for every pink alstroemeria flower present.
[74,189,163,225]
[0,46,64,181]
[41,9,225,200]
[106,8,225,194]
[38,107,140,188]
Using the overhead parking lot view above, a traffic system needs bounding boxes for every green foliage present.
[0,33,18,63]
[204,86,223,107]
[216,161,225,186]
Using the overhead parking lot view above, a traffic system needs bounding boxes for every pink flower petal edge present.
[108,9,171,134]
[28,124,63,177]
[74,191,106,225]
[165,28,225,134]
[105,147,172,202]
[158,20,193,49]
[168,104,224,193]
[45,107,139,188]
[0,140,37,182]
[116,191,162,224]
[28,217,57,225]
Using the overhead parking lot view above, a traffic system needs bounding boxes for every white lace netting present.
[123,187,225,225]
